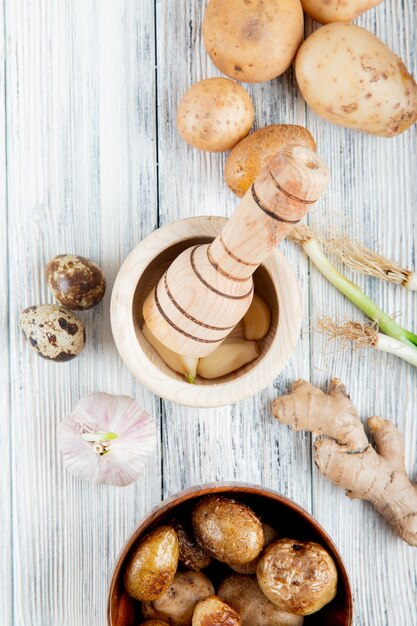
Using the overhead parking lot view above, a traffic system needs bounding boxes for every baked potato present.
[141,621,170,626]
[192,595,241,626]
[256,539,338,615]
[123,526,179,602]
[192,495,263,566]
[218,574,304,626]
[175,520,213,571]
[225,125,316,197]
[142,570,215,626]
[177,78,254,152]
[295,23,417,137]
[230,522,278,574]
[202,0,304,83]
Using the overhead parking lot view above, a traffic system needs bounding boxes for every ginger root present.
[272,379,417,546]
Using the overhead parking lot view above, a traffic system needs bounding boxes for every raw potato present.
[301,0,383,24]
[174,520,213,571]
[203,0,304,83]
[177,78,254,152]
[225,125,316,197]
[218,574,304,626]
[192,495,263,565]
[230,523,278,574]
[192,596,241,626]
[257,539,338,616]
[124,526,179,602]
[142,571,215,626]
[20,304,85,361]
[295,23,417,137]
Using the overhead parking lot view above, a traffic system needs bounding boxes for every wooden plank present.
[5,1,160,624]
[0,0,12,622]
[155,0,313,512]
[305,3,417,625]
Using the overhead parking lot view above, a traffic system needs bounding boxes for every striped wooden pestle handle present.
[143,144,329,357]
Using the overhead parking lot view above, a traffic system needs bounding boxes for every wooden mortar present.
[111,215,303,407]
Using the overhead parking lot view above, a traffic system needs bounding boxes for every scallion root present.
[322,232,417,290]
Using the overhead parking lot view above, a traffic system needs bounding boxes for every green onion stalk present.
[290,225,417,364]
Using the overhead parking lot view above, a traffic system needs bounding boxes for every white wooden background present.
[1,1,416,625]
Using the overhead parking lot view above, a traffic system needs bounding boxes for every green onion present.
[291,224,417,350]
[317,318,417,368]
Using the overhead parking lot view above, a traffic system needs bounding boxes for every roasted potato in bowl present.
[257,538,338,616]
[123,526,179,602]
[218,574,304,626]
[229,522,278,575]
[142,571,214,626]
[174,520,213,571]
[192,596,241,626]
[192,495,264,566]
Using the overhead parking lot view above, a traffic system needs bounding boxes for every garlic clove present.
[142,322,198,383]
[58,392,157,487]
[243,293,271,340]
[226,319,245,340]
[197,338,259,379]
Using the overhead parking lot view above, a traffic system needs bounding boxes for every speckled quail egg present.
[45,254,106,310]
[20,304,86,361]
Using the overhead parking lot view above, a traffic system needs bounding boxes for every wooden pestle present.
[143,144,329,357]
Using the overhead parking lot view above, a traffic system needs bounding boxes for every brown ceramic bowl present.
[108,483,353,626]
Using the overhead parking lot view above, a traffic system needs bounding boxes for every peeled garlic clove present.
[197,338,259,379]
[142,322,198,383]
[243,293,271,340]
[58,392,157,487]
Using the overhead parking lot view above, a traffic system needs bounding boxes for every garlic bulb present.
[58,392,157,487]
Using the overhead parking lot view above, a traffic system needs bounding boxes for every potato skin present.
[203,0,303,83]
[301,0,382,24]
[123,526,179,602]
[218,574,304,626]
[230,522,278,574]
[141,621,170,626]
[192,496,263,566]
[295,23,417,137]
[177,78,254,152]
[225,125,316,197]
[192,595,241,626]
[256,539,338,616]
[142,571,215,626]
[175,520,213,571]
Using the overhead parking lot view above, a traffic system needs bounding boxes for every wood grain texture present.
[4,1,161,625]
[0,0,12,623]
[2,0,417,625]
